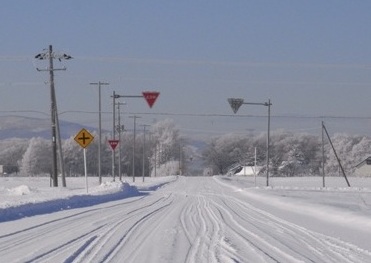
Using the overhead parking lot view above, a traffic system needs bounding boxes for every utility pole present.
[35,45,72,187]
[154,141,157,177]
[90,81,109,184]
[179,144,182,176]
[141,124,150,182]
[129,115,141,182]
[55,108,66,187]
[116,102,126,181]
[322,121,325,187]
[110,91,118,181]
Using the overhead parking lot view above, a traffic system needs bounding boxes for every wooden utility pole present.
[35,45,72,187]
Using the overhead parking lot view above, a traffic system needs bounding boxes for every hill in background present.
[0,116,97,139]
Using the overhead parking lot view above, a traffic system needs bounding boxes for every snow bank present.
[0,176,177,222]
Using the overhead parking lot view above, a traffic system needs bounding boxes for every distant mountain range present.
[0,116,98,140]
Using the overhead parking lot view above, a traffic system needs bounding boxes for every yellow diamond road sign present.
[74,128,94,148]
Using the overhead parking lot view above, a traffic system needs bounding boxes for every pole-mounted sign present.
[227,98,244,114]
[142,91,160,108]
[74,128,94,192]
[74,128,94,148]
[108,139,119,150]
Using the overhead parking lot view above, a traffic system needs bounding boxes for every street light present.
[228,98,272,187]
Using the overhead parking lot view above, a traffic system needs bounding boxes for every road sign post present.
[227,98,272,187]
[108,139,119,181]
[74,129,94,193]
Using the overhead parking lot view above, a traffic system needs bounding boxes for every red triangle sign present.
[108,139,119,150]
[142,91,160,108]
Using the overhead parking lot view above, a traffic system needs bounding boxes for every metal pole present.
[142,125,146,182]
[83,148,88,193]
[118,103,122,181]
[155,143,157,177]
[254,147,257,187]
[179,144,182,176]
[117,102,125,181]
[133,116,136,182]
[322,121,325,187]
[112,91,116,181]
[90,82,109,184]
[129,115,141,182]
[266,99,271,187]
[98,83,102,184]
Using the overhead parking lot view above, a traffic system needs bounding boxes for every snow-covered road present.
[1,176,371,263]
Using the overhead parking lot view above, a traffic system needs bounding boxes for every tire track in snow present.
[180,193,240,263]
[97,194,175,262]
[215,194,371,263]
[0,195,170,263]
[65,194,174,263]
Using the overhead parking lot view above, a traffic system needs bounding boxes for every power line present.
[4,109,371,121]
[122,111,371,121]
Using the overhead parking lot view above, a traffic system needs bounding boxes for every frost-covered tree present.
[149,119,182,176]
[202,133,250,175]
[350,136,371,168]
[20,137,52,176]
[271,132,321,176]
[324,133,371,176]
[0,138,28,173]
[202,131,322,176]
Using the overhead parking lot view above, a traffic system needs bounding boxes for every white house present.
[235,166,262,176]
[354,157,371,177]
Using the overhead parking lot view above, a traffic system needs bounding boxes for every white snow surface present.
[0,175,371,263]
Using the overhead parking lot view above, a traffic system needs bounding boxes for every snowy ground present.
[0,175,371,262]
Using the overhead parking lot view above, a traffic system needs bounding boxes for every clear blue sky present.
[1,1,371,137]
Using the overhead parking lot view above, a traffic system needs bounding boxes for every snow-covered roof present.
[234,166,262,176]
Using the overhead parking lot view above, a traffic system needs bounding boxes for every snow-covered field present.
[1,175,371,262]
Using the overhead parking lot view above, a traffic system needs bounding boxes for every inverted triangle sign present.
[142,91,160,108]
[228,98,244,114]
[108,139,119,150]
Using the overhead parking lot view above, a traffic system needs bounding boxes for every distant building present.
[226,164,262,176]
[354,157,371,177]
[0,165,18,175]
[235,166,262,176]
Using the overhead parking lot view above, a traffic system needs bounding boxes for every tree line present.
[1,120,371,178]
[202,131,371,176]
[0,119,188,178]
